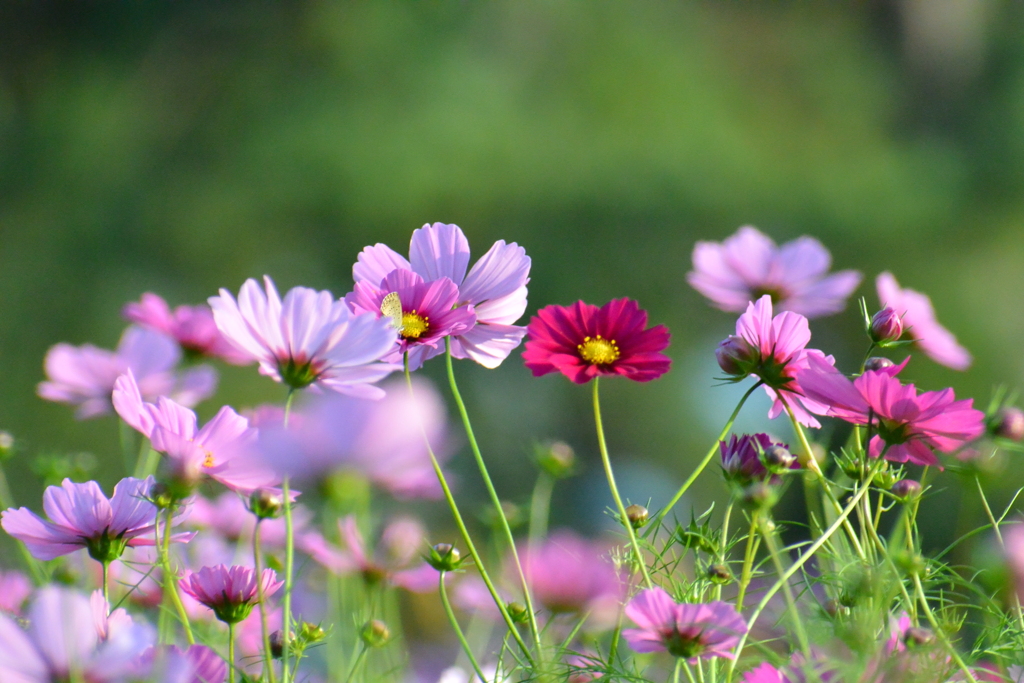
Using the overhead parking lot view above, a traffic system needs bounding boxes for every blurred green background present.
[1,1,1022,557]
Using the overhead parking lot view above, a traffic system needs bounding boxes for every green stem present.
[281,478,295,683]
[863,506,917,622]
[404,356,535,664]
[528,471,555,548]
[681,661,698,683]
[592,378,652,588]
[734,514,759,615]
[102,562,110,606]
[672,658,682,683]
[440,571,488,683]
[159,507,195,644]
[254,520,277,683]
[975,475,1024,632]
[760,517,811,658]
[445,340,543,653]
[653,381,762,528]
[912,572,977,683]
[343,645,368,683]
[228,622,236,683]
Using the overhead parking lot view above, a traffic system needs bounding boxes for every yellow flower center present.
[400,311,430,339]
[578,335,620,365]
[203,451,215,469]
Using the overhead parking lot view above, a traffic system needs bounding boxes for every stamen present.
[577,334,620,365]
[400,310,430,339]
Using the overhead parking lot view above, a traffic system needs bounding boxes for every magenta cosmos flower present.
[179,564,282,624]
[623,587,747,661]
[209,276,399,398]
[345,268,476,370]
[124,292,250,365]
[797,354,985,466]
[1,476,191,562]
[523,299,671,383]
[688,226,861,318]
[741,664,790,683]
[38,326,217,419]
[718,295,832,428]
[720,433,797,485]
[876,272,972,371]
[0,586,154,683]
[113,371,276,496]
[522,531,623,617]
[352,222,531,368]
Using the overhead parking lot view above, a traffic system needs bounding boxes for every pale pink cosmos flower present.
[521,531,623,621]
[124,293,251,365]
[352,222,531,368]
[185,492,315,550]
[304,515,436,593]
[38,326,217,419]
[209,276,400,398]
[141,645,227,683]
[1003,523,1024,602]
[688,226,861,318]
[0,585,155,683]
[179,564,282,624]
[113,371,276,495]
[622,587,747,661]
[876,272,972,371]
[796,354,985,466]
[0,570,31,615]
[1,476,192,562]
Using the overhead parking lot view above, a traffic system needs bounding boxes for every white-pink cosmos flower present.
[876,272,972,371]
[209,276,400,398]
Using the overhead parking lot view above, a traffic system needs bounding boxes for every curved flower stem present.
[253,520,277,683]
[444,341,543,653]
[681,661,698,683]
[672,658,683,683]
[975,474,1024,632]
[912,572,978,683]
[593,378,652,588]
[281,478,295,683]
[863,509,917,622]
[439,571,488,683]
[228,622,237,683]
[528,471,555,548]
[343,644,368,683]
[734,515,760,613]
[159,507,195,645]
[714,501,733,601]
[760,516,811,659]
[653,381,763,528]
[404,356,535,664]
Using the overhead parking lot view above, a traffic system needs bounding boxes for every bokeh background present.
[1,1,1022,560]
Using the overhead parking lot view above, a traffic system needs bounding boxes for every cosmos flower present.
[521,531,623,617]
[523,299,671,383]
[1003,523,1024,603]
[345,268,476,370]
[179,565,282,624]
[0,571,31,616]
[688,226,861,318]
[622,587,747,661]
[1,476,191,562]
[351,222,531,368]
[113,371,276,495]
[876,272,972,371]
[796,354,985,466]
[38,326,217,419]
[142,645,227,683]
[124,293,251,365]
[209,276,399,398]
[741,664,789,683]
[719,434,796,485]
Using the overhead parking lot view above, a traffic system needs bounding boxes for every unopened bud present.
[248,489,284,520]
[506,601,530,624]
[706,564,732,585]
[535,441,576,479]
[863,357,895,373]
[298,622,326,645]
[992,407,1024,442]
[869,307,903,344]
[741,481,777,510]
[762,445,796,473]
[823,598,848,618]
[360,619,390,648]
[148,482,176,510]
[269,630,285,659]
[425,543,462,572]
[481,501,523,530]
[904,626,935,647]
[891,479,922,501]
[625,504,649,529]
[715,336,758,377]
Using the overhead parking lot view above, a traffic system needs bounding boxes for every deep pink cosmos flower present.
[622,587,747,661]
[345,268,476,370]
[124,293,251,365]
[209,276,399,398]
[1,476,192,562]
[142,645,227,683]
[521,531,623,617]
[352,222,531,368]
[113,371,276,495]
[0,586,154,683]
[720,434,797,485]
[179,565,282,624]
[38,326,217,419]
[523,299,671,383]
[741,664,790,683]
[796,354,985,466]
[876,272,972,371]
[688,226,861,318]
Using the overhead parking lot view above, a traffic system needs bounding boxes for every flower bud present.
[762,445,796,473]
[425,543,462,572]
[890,479,922,501]
[148,482,176,510]
[869,307,903,344]
[992,407,1024,442]
[715,335,758,377]
[480,501,524,530]
[0,431,15,461]
[706,564,732,585]
[269,630,285,659]
[360,619,390,648]
[506,601,530,624]
[534,441,576,479]
[863,357,895,373]
[904,626,935,647]
[248,489,284,520]
[741,482,777,510]
[625,504,649,529]
[298,622,326,645]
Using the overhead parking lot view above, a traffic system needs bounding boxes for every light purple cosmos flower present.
[38,326,217,419]
[742,664,789,683]
[113,371,276,495]
[688,226,861,318]
[877,272,972,371]
[255,376,452,499]
[209,276,399,398]
[124,293,251,365]
[622,587,747,661]
[179,564,282,624]
[0,586,154,683]
[1,476,191,562]
[142,645,227,683]
[521,531,623,618]
[351,222,531,368]
[1004,523,1024,602]
[346,268,476,370]
[185,491,316,551]
[0,570,31,615]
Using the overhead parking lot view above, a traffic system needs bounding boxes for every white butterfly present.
[380,292,403,330]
